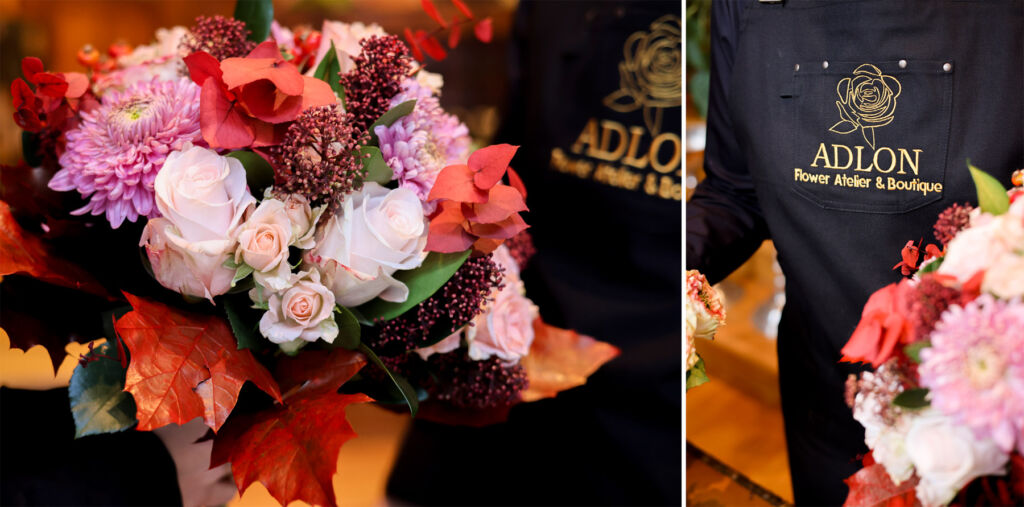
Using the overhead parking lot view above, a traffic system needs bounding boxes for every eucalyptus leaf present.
[312,41,344,99]
[223,295,266,351]
[357,250,470,322]
[968,161,1009,215]
[68,342,138,438]
[892,388,930,409]
[233,0,273,43]
[359,344,418,416]
[227,150,274,196]
[686,356,709,391]
[359,146,394,184]
[367,100,417,146]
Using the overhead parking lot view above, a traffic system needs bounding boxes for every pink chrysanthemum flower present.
[49,77,202,228]
[374,78,470,204]
[919,295,1024,453]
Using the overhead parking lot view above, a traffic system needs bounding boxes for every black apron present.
[695,0,1023,504]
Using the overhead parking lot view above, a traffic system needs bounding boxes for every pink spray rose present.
[259,270,339,348]
[466,277,539,363]
[235,199,293,291]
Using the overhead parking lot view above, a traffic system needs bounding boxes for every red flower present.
[11,57,89,133]
[841,279,915,367]
[426,144,529,255]
[184,41,337,150]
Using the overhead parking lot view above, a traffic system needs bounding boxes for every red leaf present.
[115,293,282,432]
[21,57,44,81]
[429,164,488,203]
[467,212,528,239]
[246,40,281,59]
[200,78,255,149]
[474,18,493,44]
[421,0,447,28]
[184,51,223,87]
[519,319,620,402]
[221,54,304,96]
[451,0,474,19]
[506,166,527,198]
[403,28,425,62]
[471,236,503,255]
[426,201,475,253]
[32,72,68,99]
[842,463,917,507]
[236,80,303,123]
[420,35,448,61]
[464,185,528,224]
[470,143,518,189]
[11,79,36,110]
[448,17,462,49]
[61,72,89,98]
[0,200,110,298]
[300,75,339,110]
[275,348,366,399]
[211,392,371,507]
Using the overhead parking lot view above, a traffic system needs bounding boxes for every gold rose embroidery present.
[603,14,682,136]
[830,63,902,149]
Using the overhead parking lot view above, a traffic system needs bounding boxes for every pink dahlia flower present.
[374,77,470,205]
[50,77,202,228]
[919,294,1024,453]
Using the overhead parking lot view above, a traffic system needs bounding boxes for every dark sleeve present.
[685,0,770,285]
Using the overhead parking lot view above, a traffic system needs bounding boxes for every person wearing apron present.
[687,1,1023,504]
[387,1,683,504]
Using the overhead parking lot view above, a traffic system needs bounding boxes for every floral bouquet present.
[685,269,724,390]
[841,164,1024,507]
[1,1,619,505]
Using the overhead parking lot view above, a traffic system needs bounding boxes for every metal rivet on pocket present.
[943,62,952,72]
[794,63,800,71]
[898,59,907,69]
[822,61,829,69]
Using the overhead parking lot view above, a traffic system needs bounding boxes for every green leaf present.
[359,146,394,184]
[312,41,344,99]
[357,250,470,322]
[367,100,417,146]
[329,306,361,351]
[904,341,931,364]
[231,264,255,288]
[233,0,273,43]
[892,388,930,409]
[686,356,709,391]
[21,131,43,167]
[688,69,711,119]
[223,295,267,351]
[227,150,274,196]
[359,344,418,416]
[968,161,1010,215]
[68,342,138,438]
[917,256,944,275]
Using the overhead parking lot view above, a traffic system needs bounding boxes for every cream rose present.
[466,279,539,362]
[235,199,293,291]
[259,271,338,345]
[307,20,385,77]
[305,183,428,307]
[939,212,1024,281]
[143,145,255,300]
[905,410,1009,507]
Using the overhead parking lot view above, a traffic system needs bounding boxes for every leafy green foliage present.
[904,341,931,364]
[227,150,274,196]
[357,250,470,322]
[686,356,709,391]
[367,100,417,146]
[358,344,419,416]
[330,306,361,351]
[968,161,1010,215]
[359,146,394,184]
[892,388,930,409]
[312,41,344,100]
[68,342,138,438]
[223,295,267,351]
[233,0,273,43]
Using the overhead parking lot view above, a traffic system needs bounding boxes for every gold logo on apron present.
[829,64,901,149]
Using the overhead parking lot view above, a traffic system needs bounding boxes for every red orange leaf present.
[448,17,462,49]
[300,75,339,110]
[467,213,528,239]
[420,35,448,61]
[426,202,475,253]
[184,51,224,87]
[21,57,44,80]
[200,79,255,149]
[115,293,282,432]
[470,143,518,189]
[236,80,303,123]
[429,164,488,203]
[275,348,366,399]
[62,72,89,98]
[519,319,620,402]
[32,72,68,99]
[220,54,304,96]
[464,185,527,224]
[451,0,473,19]
[0,200,109,298]
[404,28,425,62]
[474,18,493,44]
[507,166,527,198]
[211,392,372,507]
[421,0,447,28]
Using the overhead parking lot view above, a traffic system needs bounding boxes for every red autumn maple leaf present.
[211,391,372,507]
[114,293,282,431]
[185,41,336,150]
[519,319,620,402]
[274,348,367,399]
[0,199,109,298]
[426,144,529,255]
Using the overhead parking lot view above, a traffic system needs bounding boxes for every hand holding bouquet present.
[686,269,725,390]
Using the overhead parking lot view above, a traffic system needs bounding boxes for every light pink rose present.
[939,211,1024,281]
[414,332,461,360]
[281,192,323,249]
[305,183,428,307]
[143,145,255,300]
[306,21,385,78]
[235,199,292,291]
[467,279,539,362]
[259,271,339,345]
[490,244,520,280]
[141,218,235,300]
[983,252,1024,299]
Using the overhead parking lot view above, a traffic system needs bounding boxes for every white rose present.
[466,279,539,362]
[141,218,235,300]
[982,251,1024,299]
[235,199,293,291]
[939,212,1024,282]
[305,183,428,307]
[259,271,339,345]
[905,410,1009,507]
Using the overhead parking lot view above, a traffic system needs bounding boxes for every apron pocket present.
[789,60,952,214]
